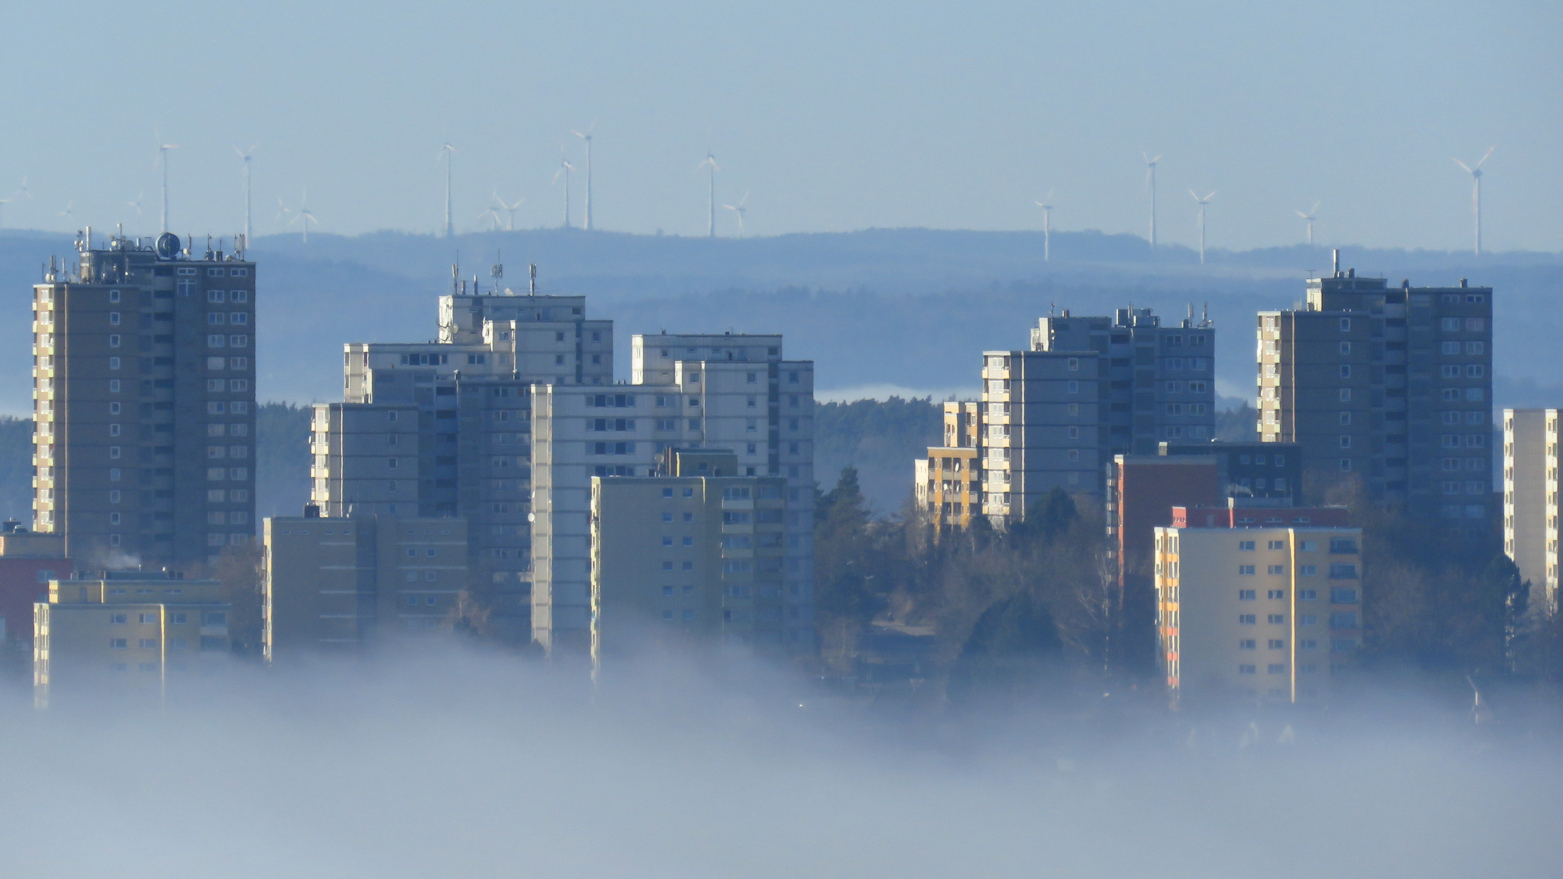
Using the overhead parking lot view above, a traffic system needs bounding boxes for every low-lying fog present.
[3,648,1559,878]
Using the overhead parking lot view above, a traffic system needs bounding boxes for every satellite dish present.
[154,232,181,260]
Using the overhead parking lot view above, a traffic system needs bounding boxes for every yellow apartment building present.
[1154,523,1363,704]
[34,571,230,704]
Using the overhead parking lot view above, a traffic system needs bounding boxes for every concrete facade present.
[34,235,257,568]
[1154,522,1362,705]
[1502,409,1558,614]
[263,513,469,660]
[1257,261,1493,537]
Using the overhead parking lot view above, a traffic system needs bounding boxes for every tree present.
[947,590,1065,703]
[203,543,266,658]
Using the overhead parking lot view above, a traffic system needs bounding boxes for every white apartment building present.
[1503,409,1559,614]
[532,335,816,654]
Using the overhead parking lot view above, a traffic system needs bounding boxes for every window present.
[1339,341,1351,355]
[1267,540,1284,550]
[1267,589,1285,600]
[1267,565,1284,575]
[1330,587,1359,603]
[1267,664,1286,675]
[1239,614,1256,625]
[1267,614,1285,624]
[1339,365,1350,378]
[1239,664,1257,675]
[1067,381,1079,394]
[1239,540,1255,551]
[1239,639,1256,650]
[1239,589,1256,600]
[1339,318,1351,332]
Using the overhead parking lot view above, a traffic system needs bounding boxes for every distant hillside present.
[3,228,1560,416]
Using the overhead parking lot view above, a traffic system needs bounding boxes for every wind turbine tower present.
[439,143,456,238]
[1454,147,1495,256]
[553,160,575,228]
[573,129,594,231]
[1296,202,1319,246]
[1189,190,1216,264]
[699,153,719,238]
[156,132,178,234]
[234,145,256,244]
[1143,152,1161,248]
[1034,191,1054,262]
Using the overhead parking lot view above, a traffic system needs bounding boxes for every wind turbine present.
[1454,146,1495,256]
[699,153,719,238]
[155,130,178,233]
[288,189,317,243]
[1189,189,1216,264]
[477,206,502,232]
[552,159,575,228]
[493,192,524,231]
[1033,190,1054,262]
[0,197,10,229]
[233,144,256,244]
[722,191,749,236]
[1,179,30,228]
[58,201,75,225]
[572,127,594,231]
[1296,201,1320,246]
[438,142,456,238]
[1143,152,1161,248]
[276,196,292,232]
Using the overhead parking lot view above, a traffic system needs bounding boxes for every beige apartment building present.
[1153,520,1363,704]
[34,571,230,704]
[34,233,257,568]
[590,449,789,661]
[263,511,468,660]
[915,402,982,532]
[1503,409,1559,614]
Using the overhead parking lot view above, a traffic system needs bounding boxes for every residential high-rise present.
[532,334,815,653]
[1502,409,1559,614]
[1154,513,1360,705]
[0,522,70,666]
[978,349,1103,523]
[590,448,790,661]
[263,509,470,660]
[34,233,257,568]
[1032,307,1217,453]
[1257,257,1493,536]
[311,278,612,640]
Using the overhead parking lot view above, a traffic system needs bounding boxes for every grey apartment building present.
[1503,409,1559,614]
[1257,260,1493,534]
[974,306,1215,525]
[34,233,256,567]
[532,333,815,654]
[310,282,612,639]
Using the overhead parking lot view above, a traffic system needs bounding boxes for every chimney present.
[1332,249,1340,276]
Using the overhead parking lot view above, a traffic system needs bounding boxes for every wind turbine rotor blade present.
[1474,146,1495,170]
[1189,189,1200,201]
[1311,201,1320,214]
[1205,191,1217,201]
[1454,158,1473,174]
[1297,210,1308,219]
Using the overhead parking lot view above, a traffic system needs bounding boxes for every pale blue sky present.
[0,0,1557,250]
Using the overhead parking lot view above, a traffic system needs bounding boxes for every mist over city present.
[1,1,1561,876]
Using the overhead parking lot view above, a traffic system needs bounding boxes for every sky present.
[0,0,1557,251]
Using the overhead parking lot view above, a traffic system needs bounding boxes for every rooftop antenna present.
[572,125,595,231]
[491,252,503,293]
[699,152,719,238]
[1143,151,1161,248]
[722,190,749,236]
[1332,248,1340,276]
[438,142,457,238]
[1454,146,1495,256]
[552,159,575,228]
[1189,189,1216,264]
[451,260,460,295]
[155,129,178,233]
[493,191,524,231]
[233,144,257,244]
[1033,190,1054,261]
[529,263,537,295]
[1295,201,1319,246]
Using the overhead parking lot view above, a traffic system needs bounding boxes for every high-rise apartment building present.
[263,510,470,660]
[1502,409,1559,614]
[1154,515,1361,704]
[311,280,612,639]
[34,233,257,568]
[590,448,790,660]
[532,334,815,653]
[1257,258,1493,534]
[1032,307,1217,453]
[978,349,1103,522]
